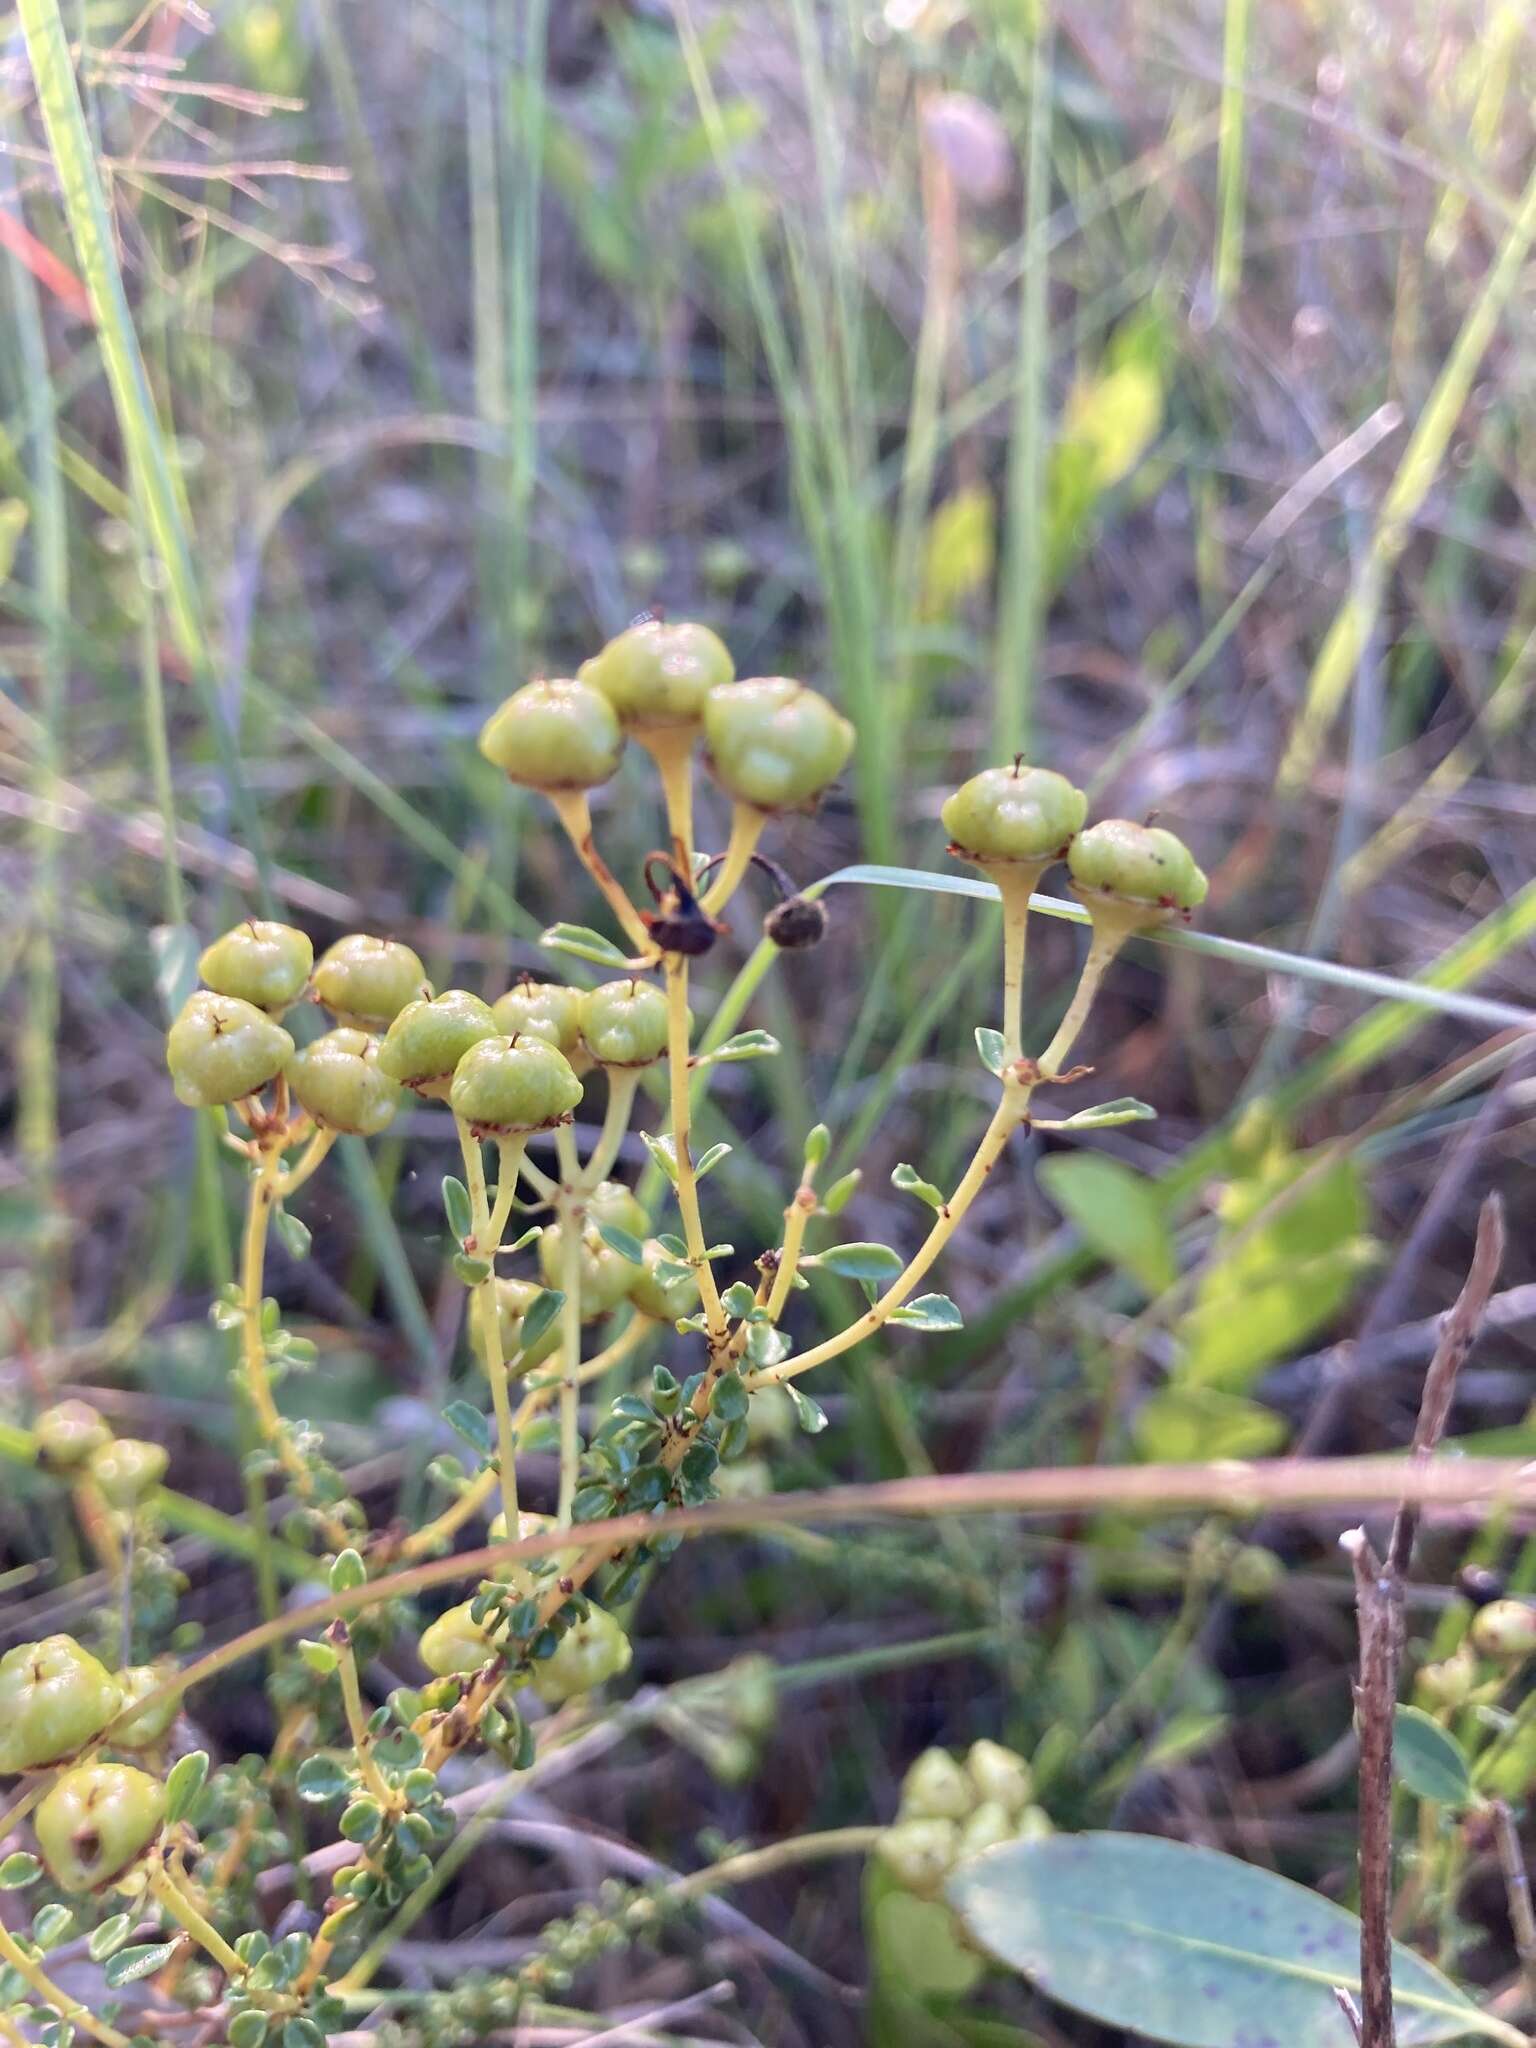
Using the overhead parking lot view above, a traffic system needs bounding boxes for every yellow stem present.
[276,1126,337,1200]
[992,863,1045,1067]
[1037,925,1125,1077]
[580,1068,638,1191]
[150,1865,248,1982]
[518,1149,560,1202]
[456,1120,524,1553]
[747,1080,1027,1391]
[699,801,766,915]
[664,956,727,1346]
[486,1135,522,1248]
[546,788,653,954]
[766,1187,816,1325]
[336,1635,395,1810]
[641,726,696,869]
[0,1919,134,2048]
[556,1205,583,1528]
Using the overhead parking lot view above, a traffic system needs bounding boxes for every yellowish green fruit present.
[579,618,734,730]
[198,920,313,1013]
[629,1239,699,1321]
[110,1665,179,1750]
[287,1028,401,1136]
[377,990,496,1098]
[942,763,1086,865]
[87,1438,168,1509]
[478,678,624,791]
[538,1221,638,1319]
[166,992,294,1109]
[876,1817,959,1897]
[703,677,854,812]
[529,1605,632,1704]
[579,979,671,1068]
[468,1278,563,1371]
[966,1739,1032,1814]
[35,1400,112,1468]
[1471,1599,1536,1660]
[312,934,427,1030]
[418,1602,505,1678]
[900,1746,975,1822]
[1068,819,1208,914]
[491,979,587,1062]
[35,1764,165,1892]
[957,1798,1015,1859]
[0,1637,122,1772]
[449,1035,583,1135]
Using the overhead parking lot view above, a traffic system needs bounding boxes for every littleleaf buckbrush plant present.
[8,618,1224,2041]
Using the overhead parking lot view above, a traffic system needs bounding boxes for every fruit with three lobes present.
[629,1239,699,1321]
[959,1798,1014,1859]
[966,1738,1032,1813]
[1068,818,1208,912]
[529,1605,632,1704]
[166,992,294,1109]
[900,1746,974,1821]
[477,677,624,791]
[377,990,496,1096]
[942,763,1086,865]
[0,1636,122,1772]
[197,920,313,1013]
[87,1438,169,1508]
[1471,1599,1536,1660]
[449,1034,583,1135]
[538,1194,642,1317]
[702,677,854,812]
[35,1399,112,1467]
[35,1764,166,1892]
[579,978,671,1067]
[287,1028,401,1136]
[468,1277,563,1370]
[418,1602,506,1678]
[110,1664,179,1750]
[877,1817,959,1897]
[578,618,734,730]
[492,979,586,1062]
[312,934,426,1030]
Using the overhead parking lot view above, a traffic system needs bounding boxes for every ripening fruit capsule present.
[287,1028,401,1136]
[538,1222,638,1319]
[478,677,624,792]
[629,1239,699,1321]
[0,1636,122,1772]
[87,1438,168,1510]
[529,1605,632,1705]
[418,1602,505,1678]
[35,1764,166,1893]
[958,1798,1015,1860]
[876,1818,959,1897]
[166,992,294,1109]
[579,618,735,731]
[468,1277,563,1371]
[492,979,587,1063]
[311,934,427,1031]
[899,1747,975,1822]
[197,920,314,1014]
[1416,1643,1478,1709]
[966,1739,1032,1814]
[1471,1599,1536,1661]
[34,1399,112,1468]
[449,1034,583,1137]
[702,677,854,813]
[1068,819,1208,915]
[110,1664,179,1750]
[377,990,497,1100]
[579,979,671,1068]
[942,763,1086,867]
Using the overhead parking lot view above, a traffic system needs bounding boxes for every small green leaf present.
[596,1221,646,1265]
[298,1638,339,1677]
[712,1371,749,1423]
[695,1141,732,1179]
[104,1939,182,1988]
[295,1755,352,1803]
[443,1401,494,1458]
[272,1207,312,1260]
[31,1904,74,1949]
[453,1251,492,1286]
[518,1288,565,1355]
[803,1124,831,1171]
[892,1162,944,1210]
[975,1026,1007,1076]
[822,1169,861,1216]
[887,1293,963,1331]
[787,1385,828,1434]
[0,1853,41,1889]
[164,1749,209,1826]
[329,1547,367,1594]
[720,1280,758,1317]
[698,1029,780,1064]
[88,1913,133,1962]
[1045,1097,1158,1131]
[1037,1154,1175,1298]
[641,1131,680,1183]
[540,922,630,967]
[819,1241,904,1283]
[1395,1706,1476,1810]
[441,1175,473,1241]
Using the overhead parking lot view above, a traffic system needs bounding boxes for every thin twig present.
[1343,1524,1401,2048]
[1334,1986,1364,2043]
[1492,1800,1536,2009]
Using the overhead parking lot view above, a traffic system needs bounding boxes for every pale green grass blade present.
[1212,0,1250,309]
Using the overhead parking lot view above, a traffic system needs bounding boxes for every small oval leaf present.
[1394,1706,1476,1811]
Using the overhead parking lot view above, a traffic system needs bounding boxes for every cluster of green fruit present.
[876,1740,1050,1900]
[479,617,854,812]
[0,1634,174,1891]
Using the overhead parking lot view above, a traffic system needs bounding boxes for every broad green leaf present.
[1133,1386,1288,1464]
[887,1294,964,1331]
[1395,1707,1476,1811]
[819,1242,904,1283]
[1037,1154,1174,1297]
[948,1832,1511,2047]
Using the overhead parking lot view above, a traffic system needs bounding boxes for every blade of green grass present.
[1212,0,1250,309]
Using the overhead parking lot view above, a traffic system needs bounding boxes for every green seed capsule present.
[1068,819,1208,914]
[1415,1644,1478,1709]
[377,990,497,1099]
[537,1221,639,1319]
[0,1636,123,1772]
[1471,1599,1536,1660]
[34,1399,112,1468]
[957,1798,1015,1859]
[578,618,734,731]
[311,934,427,1031]
[528,1605,632,1705]
[876,1817,959,1897]
[36,1763,165,1893]
[702,677,854,812]
[418,1602,505,1678]
[941,763,1086,866]
[478,677,624,792]
[198,920,314,1014]
[965,1739,1032,1814]
[286,1028,401,1136]
[629,1238,699,1321]
[87,1438,169,1509]
[491,978,587,1063]
[468,1278,563,1371]
[899,1746,975,1822]
[579,979,670,1068]
[449,1035,583,1136]
[166,992,294,1109]
[110,1664,179,1750]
